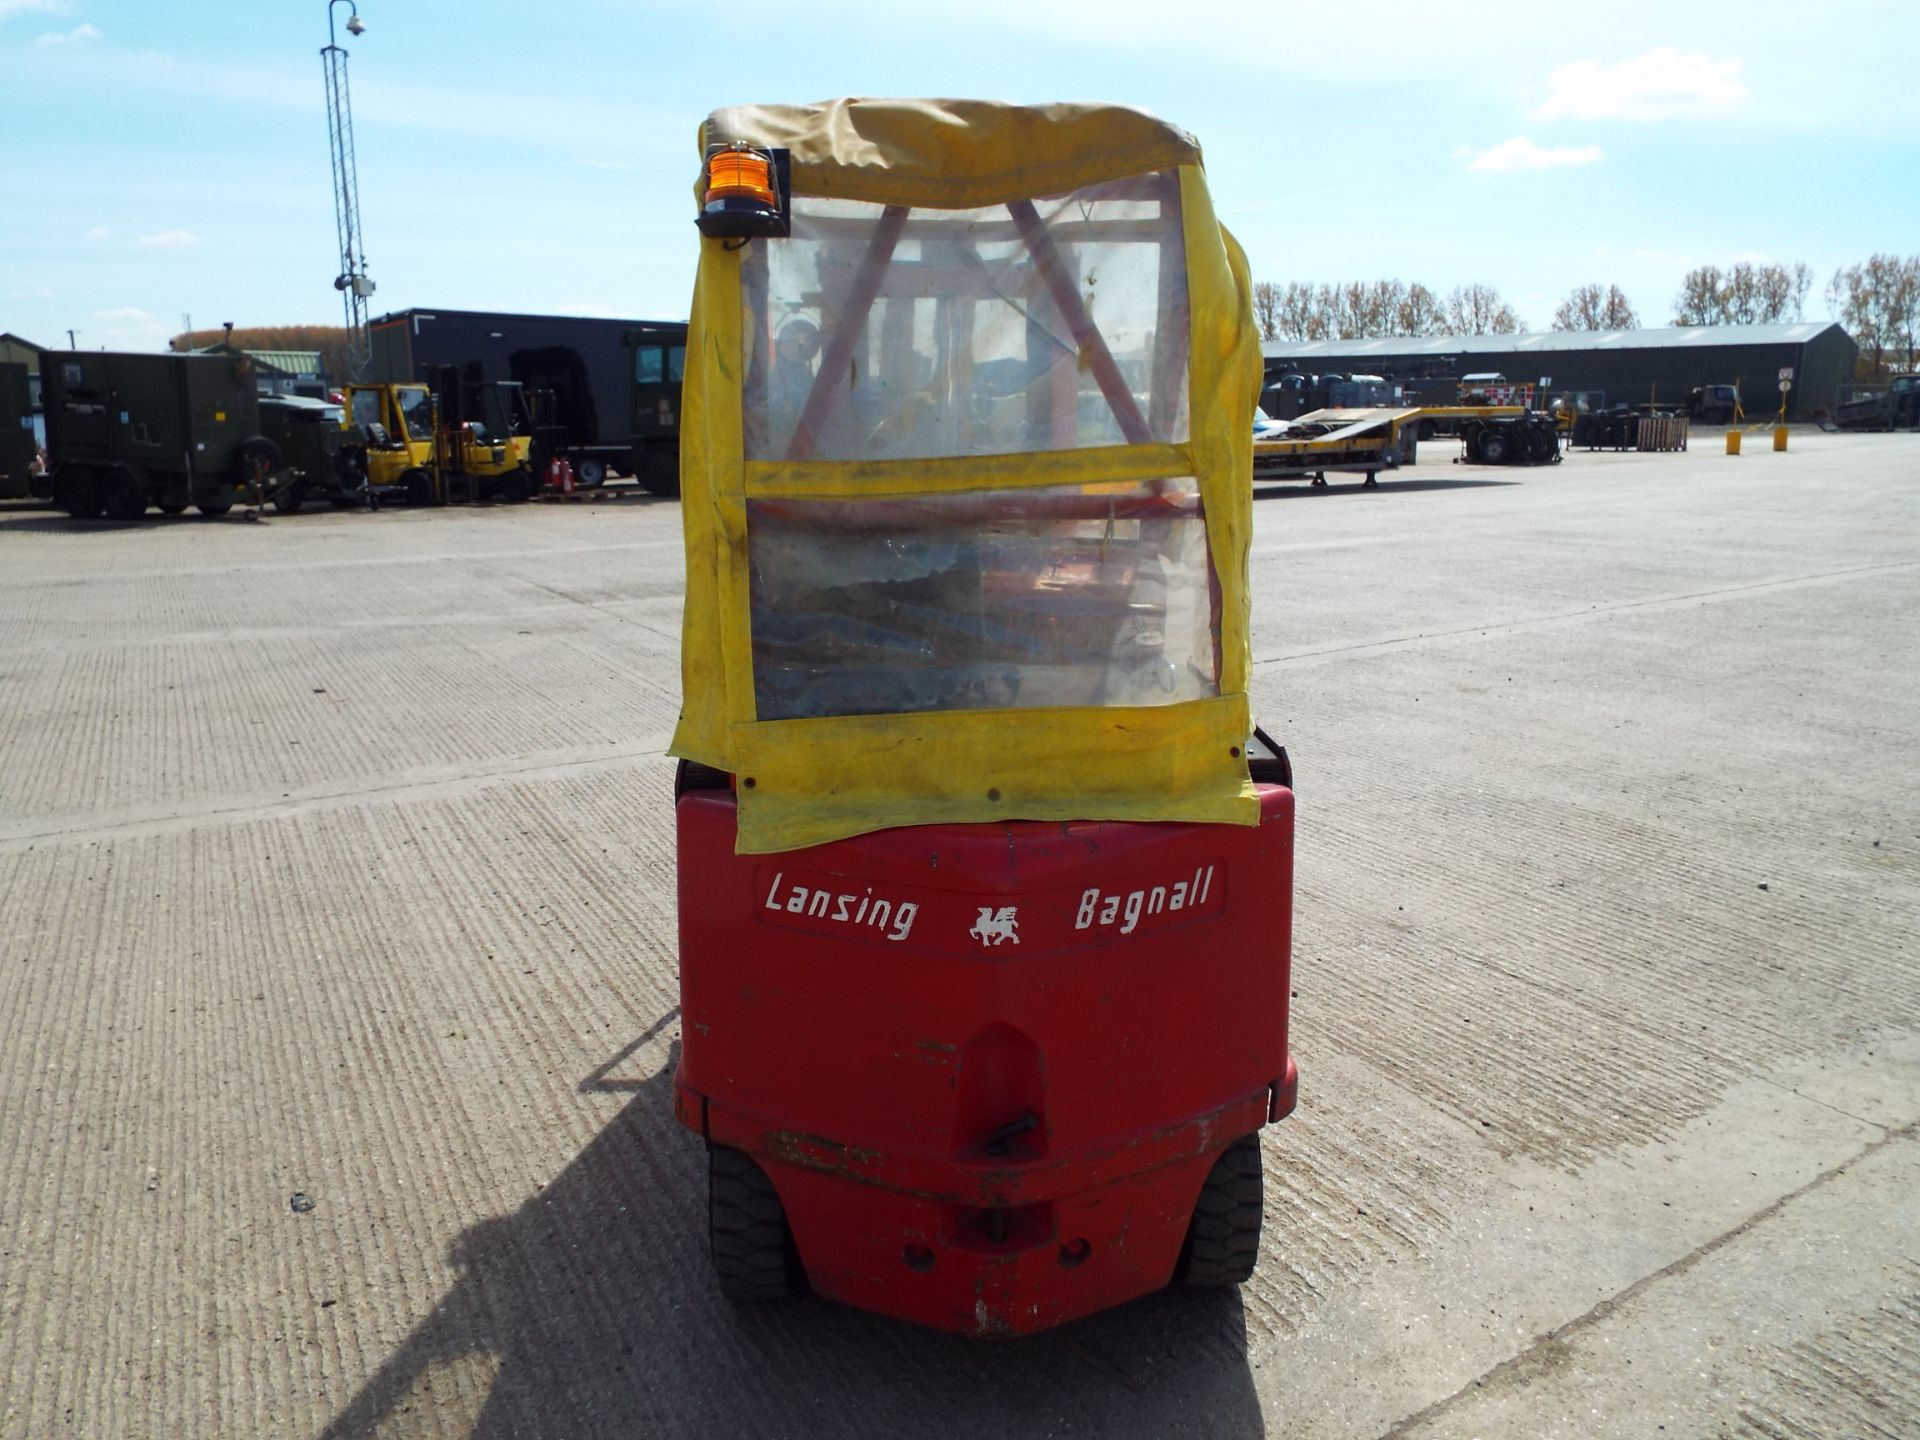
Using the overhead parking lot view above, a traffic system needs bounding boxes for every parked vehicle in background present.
[0,361,37,500]
[40,350,272,519]
[1259,370,1401,421]
[1834,374,1920,431]
[1683,384,1742,425]
[342,376,536,506]
[370,308,686,487]
[628,328,687,495]
[257,394,368,513]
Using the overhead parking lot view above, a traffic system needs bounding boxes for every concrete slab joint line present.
[1378,1120,1920,1439]
[0,742,667,854]
[1257,558,1920,669]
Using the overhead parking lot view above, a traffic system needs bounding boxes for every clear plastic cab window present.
[741,170,1215,723]
[740,172,1190,462]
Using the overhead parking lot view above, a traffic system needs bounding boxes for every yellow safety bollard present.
[1726,428,1742,455]
[1773,425,1788,452]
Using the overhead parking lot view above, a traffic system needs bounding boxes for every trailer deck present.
[1253,404,1530,483]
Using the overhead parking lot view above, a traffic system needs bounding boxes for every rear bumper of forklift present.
[676,1061,1296,1337]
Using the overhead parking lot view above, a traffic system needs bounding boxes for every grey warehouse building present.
[1262,321,1858,418]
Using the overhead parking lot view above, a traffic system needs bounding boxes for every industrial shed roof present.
[240,350,323,376]
[1262,321,1848,362]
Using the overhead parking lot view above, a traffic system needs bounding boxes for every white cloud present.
[33,20,98,44]
[1534,48,1746,122]
[87,307,173,351]
[0,0,67,20]
[1459,137,1605,172]
[82,225,109,241]
[136,229,200,248]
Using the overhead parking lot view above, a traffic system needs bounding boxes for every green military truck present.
[0,361,39,500]
[41,349,279,519]
[257,394,369,512]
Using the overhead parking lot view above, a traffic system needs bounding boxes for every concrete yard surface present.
[1,430,1916,1438]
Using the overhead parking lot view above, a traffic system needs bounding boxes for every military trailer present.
[0,361,39,500]
[257,394,368,513]
[41,350,275,519]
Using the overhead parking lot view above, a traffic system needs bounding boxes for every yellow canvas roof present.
[700,98,1202,209]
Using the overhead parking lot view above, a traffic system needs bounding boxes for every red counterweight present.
[673,778,1295,1337]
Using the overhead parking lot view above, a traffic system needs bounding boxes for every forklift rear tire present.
[101,468,147,521]
[1176,1133,1264,1288]
[496,468,534,504]
[401,469,435,507]
[708,1146,793,1301]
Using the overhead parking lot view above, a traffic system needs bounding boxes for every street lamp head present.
[346,14,365,35]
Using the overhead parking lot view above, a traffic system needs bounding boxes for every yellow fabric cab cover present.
[671,98,1262,854]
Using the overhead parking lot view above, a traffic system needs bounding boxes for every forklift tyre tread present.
[495,468,534,504]
[709,1145,793,1301]
[401,469,435,507]
[1177,1132,1264,1288]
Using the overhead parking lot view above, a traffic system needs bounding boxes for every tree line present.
[1252,256,1919,376]
[170,324,355,385]
[1824,255,1919,376]
[1251,280,1523,342]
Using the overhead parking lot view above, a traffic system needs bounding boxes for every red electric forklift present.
[669,99,1296,1337]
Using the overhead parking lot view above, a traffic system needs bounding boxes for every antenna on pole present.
[322,1,375,380]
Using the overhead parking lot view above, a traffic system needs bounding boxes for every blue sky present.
[3,0,1915,351]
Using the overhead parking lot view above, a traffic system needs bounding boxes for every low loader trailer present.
[1252,404,1560,485]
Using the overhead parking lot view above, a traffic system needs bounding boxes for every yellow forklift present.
[341,374,535,505]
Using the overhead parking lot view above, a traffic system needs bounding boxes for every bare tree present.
[1398,282,1445,337]
[1251,282,1281,343]
[1444,284,1523,335]
[1272,282,1325,341]
[1828,254,1920,376]
[1672,266,1725,326]
[1552,283,1639,331]
[1673,261,1814,327]
[1788,261,1814,321]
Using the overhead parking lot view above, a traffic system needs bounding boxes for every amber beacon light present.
[696,143,792,240]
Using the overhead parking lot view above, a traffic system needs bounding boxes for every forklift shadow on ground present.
[318,1016,1268,1440]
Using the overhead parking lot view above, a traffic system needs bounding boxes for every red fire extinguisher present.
[549,455,575,495]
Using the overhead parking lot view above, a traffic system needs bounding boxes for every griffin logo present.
[969,906,1020,948]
